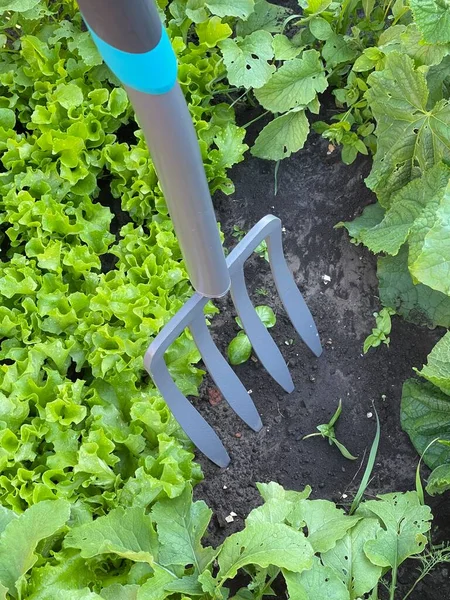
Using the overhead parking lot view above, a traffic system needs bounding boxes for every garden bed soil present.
[189,117,450,598]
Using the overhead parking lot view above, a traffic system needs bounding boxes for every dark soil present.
[190,115,450,598]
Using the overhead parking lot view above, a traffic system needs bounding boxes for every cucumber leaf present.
[401,379,450,469]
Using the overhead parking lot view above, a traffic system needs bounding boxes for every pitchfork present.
[78,0,322,467]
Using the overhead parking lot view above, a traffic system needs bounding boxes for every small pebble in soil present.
[235,432,242,438]
[321,274,331,284]
[342,493,348,499]
[319,482,325,489]
[225,515,234,523]
[223,485,227,489]
[367,412,373,418]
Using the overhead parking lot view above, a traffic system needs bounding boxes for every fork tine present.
[149,356,231,467]
[189,315,263,432]
[267,226,323,357]
[230,268,294,393]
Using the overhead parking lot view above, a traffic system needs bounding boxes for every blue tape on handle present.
[88,26,177,95]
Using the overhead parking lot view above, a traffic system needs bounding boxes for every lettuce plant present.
[0,0,248,515]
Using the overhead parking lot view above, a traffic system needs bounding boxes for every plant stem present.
[242,110,270,129]
[389,562,398,600]
[255,572,279,600]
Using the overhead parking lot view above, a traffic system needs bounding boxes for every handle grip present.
[77,0,177,95]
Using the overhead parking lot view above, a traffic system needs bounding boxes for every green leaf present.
[196,17,232,47]
[322,519,383,599]
[299,0,332,15]
[136,565,176,600]
[26,552,96,600]
[252,109,309,160]
[151,485,215,571]
[398,24,450,68]
[290,499,361,553]
[54,83,84,110]
[0,0,40,12]
[228,332,252,365]
[254,50,327,113]
[255,305,276,328]
[217,522,314,581]
[426,463,450,495]
[284,557,349,600]
[410,184,450,295]
[322,34,357,68]
[210,123,248,169]
[0,508,16,536]
[427,55,450,105]
[100,584,140,600]
[365,52,450,206]
[336,203,385,243]
[236,0,290,36]
[359,492,432,568]
[417,332,450,395]
[410,0,450,44]
[0,500,70,598]
[377,247,450,328]
[360,164,450,254]
[65,507,158,563]
[0,108,15,130]
[401,379,450,469]
[219,31,274,89]
[205,0,254,20]
[272,34,304,60]
[108,88,128,118]
[309,16,333,41]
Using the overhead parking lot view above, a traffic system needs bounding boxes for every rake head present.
[144,215,322,467]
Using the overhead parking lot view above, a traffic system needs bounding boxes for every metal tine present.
[150,357,231,467]
[227,214,322,363]
[229,268,294,393]
[266,224,323,358]
[145,294,231,467]
[189,315,263,432]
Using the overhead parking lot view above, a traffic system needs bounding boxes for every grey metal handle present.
[77,0,231,298]
[127,85,231,297]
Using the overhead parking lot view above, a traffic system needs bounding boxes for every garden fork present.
[78,0,322,467]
